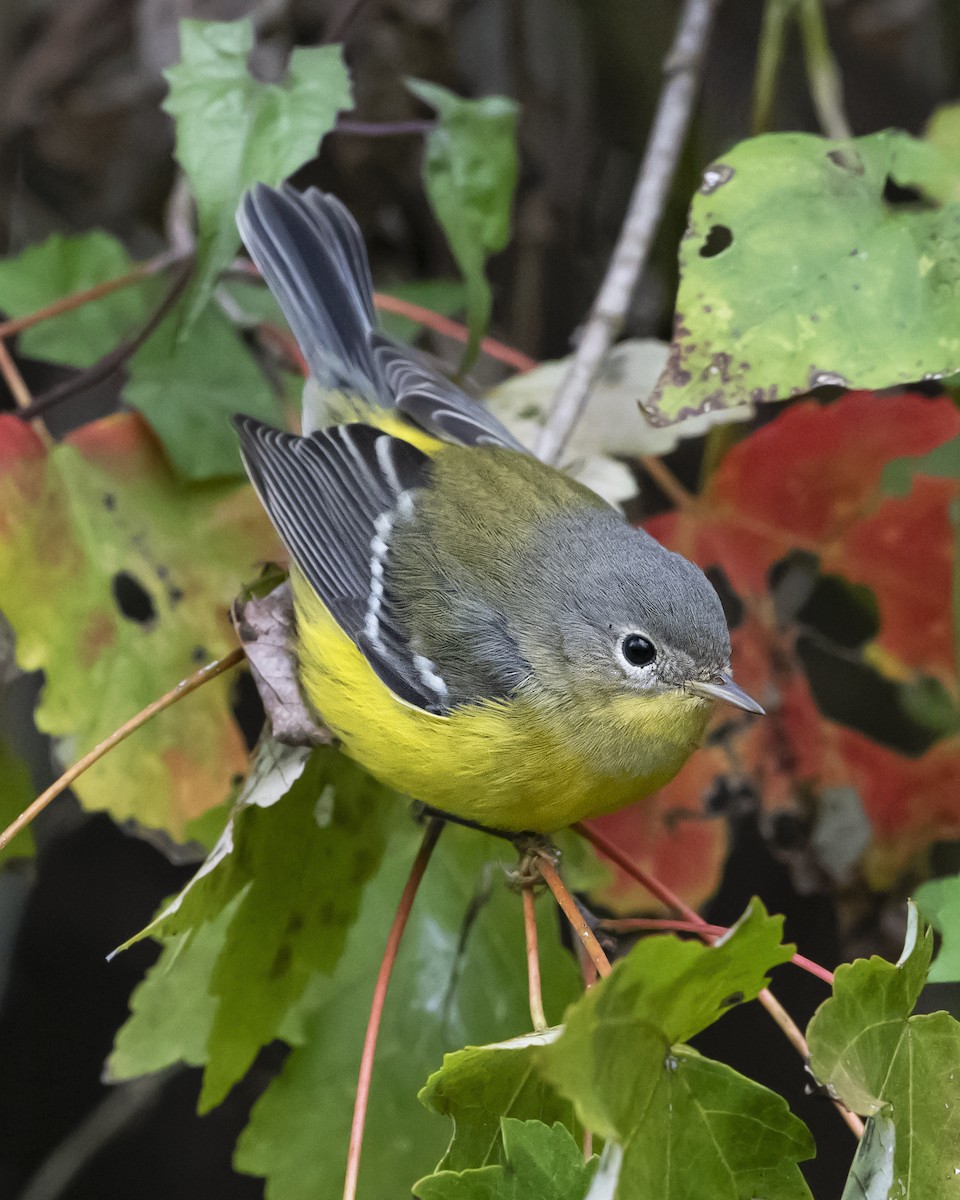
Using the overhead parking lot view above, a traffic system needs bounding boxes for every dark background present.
[1,1,959,1196]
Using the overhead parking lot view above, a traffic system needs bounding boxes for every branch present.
[343,817,444,1200]
[0,647,244,855]
[535,851,611,979]
[372,293,537,375]
[0,251,184,342]
[535,0,722,465]
[17,260,193,422]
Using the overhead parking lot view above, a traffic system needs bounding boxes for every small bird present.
[233,183,762,834]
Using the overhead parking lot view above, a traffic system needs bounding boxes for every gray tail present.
[236,183,382,408]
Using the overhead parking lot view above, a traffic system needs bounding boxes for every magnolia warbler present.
[233,184,762,834]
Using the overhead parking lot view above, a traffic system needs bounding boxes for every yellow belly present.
[292,576,704,833]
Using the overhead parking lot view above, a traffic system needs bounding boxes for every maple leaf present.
[0,412,280,836]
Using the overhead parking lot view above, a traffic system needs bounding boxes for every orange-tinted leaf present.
[0,413,280,836]
[589,750,729,912]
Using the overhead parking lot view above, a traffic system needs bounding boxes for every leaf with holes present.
[234,822,581,1200]
[647,127,960,422]
[0,232,158,368]
[413,1119,597,1200]
[406,81,518,367]
[808,904,960,1196]
[646,391,960,880]
[164,19,352,335]
[538,901,811,1199]
[0,412,278,836]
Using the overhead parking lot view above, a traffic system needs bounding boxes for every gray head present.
[523,508,762,715]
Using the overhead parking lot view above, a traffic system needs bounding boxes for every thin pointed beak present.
[686,672,765,715]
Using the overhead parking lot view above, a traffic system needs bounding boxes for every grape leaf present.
[0,736,34,866]
[419,1030,577,1172]
[539,901,810,1199]
[413,1119,597,1200]
[808,904,960,1197]
[0,412,278,836]
[109,744,392,1112]
[915,873,960,982]
[163,18,351,335]
[0,232,156,367]
[234,822,581,1200]
[648,128,960,422]
[124,296,283,479]
[406,80,518,367]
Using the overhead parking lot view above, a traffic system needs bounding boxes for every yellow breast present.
[291,574,707,833]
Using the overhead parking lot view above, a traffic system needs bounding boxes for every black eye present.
[621,633,656,667]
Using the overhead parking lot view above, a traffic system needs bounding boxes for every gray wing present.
[232,415,451,714]
[236,184,529,453]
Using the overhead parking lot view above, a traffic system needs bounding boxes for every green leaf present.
[163,19,352,334]
[808,903,960,1197]
[0,413,278,836]
[234,822,581,1200]
[883,432,960,496]
[108,894,242,1078]
[406,80,518,367]
[0,736,34,866]
[109,744,393,1112]
[647,129,960,422]
[915,873,960,982]
[419,1030,578,1172]
[413,1119,597,1200]
[539,900,812,1199]
[0,232,156,367]
[124,297,281,478]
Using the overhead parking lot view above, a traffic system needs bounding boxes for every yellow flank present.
[291,573,709,833]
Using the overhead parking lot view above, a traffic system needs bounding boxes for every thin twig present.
[17,261,194,422]
[797,0,851,141]
[535,852,611,979]
[0,337,35,411]
[596,915,834,986]
[535,0,722,465]
[343,817,444,1200]
[576,821,860,1139]
[522,886,548,1032]
[760,986,865,1139]
[752,0,792,135]
[639,455,696,510]
[335,118,434,138]
[0,648,245,855]
[0,250,184,342]
[372,293,537,375]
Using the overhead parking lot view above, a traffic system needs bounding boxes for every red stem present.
[342,818,444,1200]
[574,821,834,986]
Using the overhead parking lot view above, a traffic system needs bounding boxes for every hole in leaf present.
[882,175,938,210]
[698,224,733,258]
[111,571,156,625]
